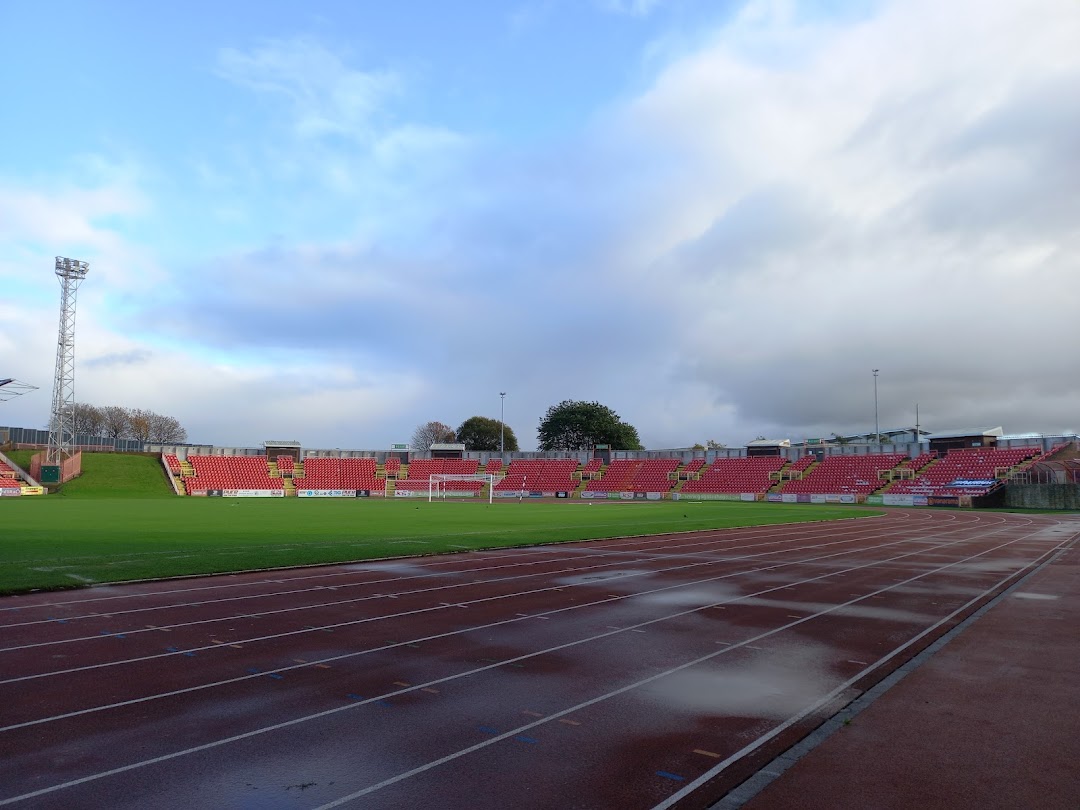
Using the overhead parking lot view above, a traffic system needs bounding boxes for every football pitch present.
[0,498,874,594]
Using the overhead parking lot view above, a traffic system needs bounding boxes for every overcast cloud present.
[1,0,1077,449]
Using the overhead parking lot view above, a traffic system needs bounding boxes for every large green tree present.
[536,400,643,452]
[456,416,519,451]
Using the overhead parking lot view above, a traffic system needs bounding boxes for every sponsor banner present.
[948,479,997,488]
[883,494,914,506]
[739,493,757,502]
[494,491,520,498]
[542,492,556,498]
[556,491,568,499]
[580,491,607,499]
[825,494,842,503]
[839,494,856,504]
[300,489,348,497]
[928,495,959,507]
[687,492,740,501]
[671,492,681,501]
[529,492,542,499]
[767,493,783,503]
[226,490,282,498]
[865,495,884,505]
[355,490,370,497]
[781,493,799,503]
[646,492,662,500]
[633,492,647,500]
[1,488,21,496]
[913,495,929,506]
[22,485,44,495]
[620,492,634,500]
[796,494,811,503]
[810,494,827,504]
[394,489,413,498]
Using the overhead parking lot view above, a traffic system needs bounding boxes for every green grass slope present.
[1,450,172,497]
[0,496,876,593]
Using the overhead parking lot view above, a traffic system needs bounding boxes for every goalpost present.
[428,473,501,504]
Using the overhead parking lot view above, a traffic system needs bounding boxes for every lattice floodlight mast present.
[46,256,90,465]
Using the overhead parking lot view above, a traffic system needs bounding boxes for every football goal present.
[428,473,501,504]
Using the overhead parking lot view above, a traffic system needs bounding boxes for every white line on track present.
[0,517,1044,807]
[312,520,1064,809]
[0,515,1031,733]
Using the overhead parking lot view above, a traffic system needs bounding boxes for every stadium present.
[3,2,1079,806]
[2,411,1079,808]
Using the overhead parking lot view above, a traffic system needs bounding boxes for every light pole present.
[872,369,880,446]
[499,392,506,455]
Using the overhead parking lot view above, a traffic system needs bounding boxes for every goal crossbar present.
[428,473,502,504]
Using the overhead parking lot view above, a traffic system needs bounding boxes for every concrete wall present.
[1004,484,1080,510]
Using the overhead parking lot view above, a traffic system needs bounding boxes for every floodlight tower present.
[46,256,90,465]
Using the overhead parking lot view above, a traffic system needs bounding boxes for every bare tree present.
[411,421,456,452]
[148,412,187,443]
[100,406,131,439]
[69,403,104,436]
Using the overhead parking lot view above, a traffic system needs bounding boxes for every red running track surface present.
[1,509,1076,809]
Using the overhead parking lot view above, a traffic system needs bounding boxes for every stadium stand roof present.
[927,427,1004,440]
[263,440,302,448]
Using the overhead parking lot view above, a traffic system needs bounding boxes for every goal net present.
[428,473,502,504]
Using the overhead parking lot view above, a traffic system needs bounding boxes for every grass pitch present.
[0,496,875,594]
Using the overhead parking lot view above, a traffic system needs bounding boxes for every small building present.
[927,427,1004,455]
[746,438,790,458]
[429,442,466,460]
[264,440,302,462]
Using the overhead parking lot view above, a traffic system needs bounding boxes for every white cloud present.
[598,0,666,17]
[583,0,1080,444]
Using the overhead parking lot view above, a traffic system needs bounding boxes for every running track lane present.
[1,510,1075,809]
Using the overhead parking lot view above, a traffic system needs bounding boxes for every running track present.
[1,509,1076,809]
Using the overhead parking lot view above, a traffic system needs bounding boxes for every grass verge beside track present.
[0,498,876,594]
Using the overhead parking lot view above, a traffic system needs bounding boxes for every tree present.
[100,406,131,439]
[127,408,153,443]
[148,412,187,443]
[536,400,643,452]
[456,416,519,452]
[411,421,456,451]
[692,439,726,450]
[69,403,104,436]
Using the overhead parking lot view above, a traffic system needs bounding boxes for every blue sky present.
[2,0,1078,449]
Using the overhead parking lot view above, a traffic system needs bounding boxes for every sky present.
[1,0,1078,450]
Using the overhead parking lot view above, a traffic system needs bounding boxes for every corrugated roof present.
[263,440,302,448]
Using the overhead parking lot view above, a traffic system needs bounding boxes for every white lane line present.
[0,516,997,678]
[311,522,1056,809]
[651,530,1076,810]
[0,517,1028,738]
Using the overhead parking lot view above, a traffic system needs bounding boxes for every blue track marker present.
[166,646,179,653]
[515,736,538,744]
[346,693,364,701]
[656,771,685,782]
[477,725,499,735]
[376,700,392,708]
[247,667,261,674]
